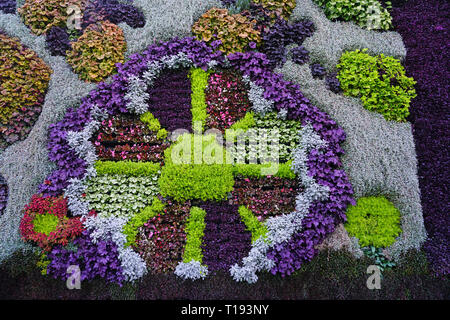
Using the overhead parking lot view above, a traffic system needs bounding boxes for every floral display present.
[0,0,446,300]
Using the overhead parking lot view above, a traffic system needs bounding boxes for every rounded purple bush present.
[45,26,71,56]
[310,63,326,79]
[325,72,342,93]
[0,0,16,14]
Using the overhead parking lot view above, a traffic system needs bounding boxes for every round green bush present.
[344,196,402,248]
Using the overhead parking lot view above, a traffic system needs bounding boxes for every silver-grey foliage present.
[120,0,223,56]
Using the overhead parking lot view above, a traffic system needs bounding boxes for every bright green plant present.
[36,252,51,276]
[337,49,416,122]
[0,33,52,124]
[122,197,166,247]
[94,161,161,177]
[192,8,261,55]
[18,0,87,35]
[253,0,297,20]
[189,68,211,133]
[67,21,126,82]
[313,0,393,30]
[238,206,268,243]
[228,111,256,132]
[32,213,60,235]
[140,112,168,139]
[182,206,207,263]
[345,196,402,248]
[159,134,234,202]
[231,161,296,179]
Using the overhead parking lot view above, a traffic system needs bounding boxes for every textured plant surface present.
[313,0,392,30]
[337,49,416,122]
[0,33,52,149]
[0,0,444,297]
[67,20,126,82]
[192,8,261,55]
[345,196,402,248]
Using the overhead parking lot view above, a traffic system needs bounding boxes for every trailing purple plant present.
[290,45,309,65]
[82,0,145,29]
[0,176,7,216]
[45,26,71,56]
[325,72,342,93]
[0,0,15,14]
[310,63,326,79]
[46,230,125,285]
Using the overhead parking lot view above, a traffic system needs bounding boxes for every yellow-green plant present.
[67,21,126,82]
[192,8,261,55]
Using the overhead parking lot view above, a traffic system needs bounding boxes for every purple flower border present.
[38,37,354,277]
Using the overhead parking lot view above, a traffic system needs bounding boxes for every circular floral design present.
[27,37,353,284]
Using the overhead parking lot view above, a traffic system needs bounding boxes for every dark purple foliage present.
[0,0,15,14]
[147,69,193,132]
[82,0,145,29]
[199,202,252,272]
[0,175,7,216]
[46,230,125,285]
[310,63,326,79]
[257,13,315,68]
[290,45,309,65]
[325,72,342,93]
[45,26,71,56]
[389,0,450,276]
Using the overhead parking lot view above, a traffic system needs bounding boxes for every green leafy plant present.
[67,21,126,82]
[140,112,168,139]
[231,161,296,179]
[32,213,59,235]
[192,8,261,55]
[228,111,256,132]
[253,0,297,20]
[238,206,268,243]
[0,33,52,124]
[182,206,207,263]
[94,161,161,177]
[313,0,392,30]
[122,197,166,247]
[18,0,87,35]
[363,245,396,272]
[189,68,211,133]
[337,49,416,122]
[345,196,402,248]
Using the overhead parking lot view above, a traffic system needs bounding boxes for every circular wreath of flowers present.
[19,195,84,252]
[33,37,354,283]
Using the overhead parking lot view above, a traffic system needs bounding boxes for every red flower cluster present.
[135,200,191,274]
[19,194,84,251]
[231,176,301,221]
[205,71,250,132]
[93,114,170,163]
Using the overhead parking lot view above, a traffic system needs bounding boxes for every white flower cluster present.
[174,260,209,281]
[230,124,330,283]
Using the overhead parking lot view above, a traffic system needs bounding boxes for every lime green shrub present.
[238,206,268,243]
[182,207,207,263]
[67,21,126,82]
[337,49,416,122]
[345,196,402,248]
[32,214,60,236]
[189,68,211,133]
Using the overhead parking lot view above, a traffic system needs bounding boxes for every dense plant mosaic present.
[1,0,445,296]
